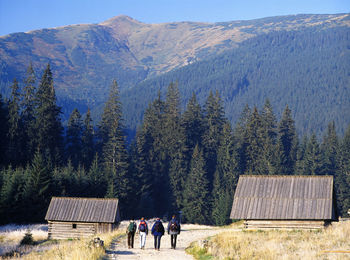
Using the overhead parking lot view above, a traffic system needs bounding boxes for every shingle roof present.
[230,175,334,220]
[45,197,119,223]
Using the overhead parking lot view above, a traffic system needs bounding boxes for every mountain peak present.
[100,15,144,26]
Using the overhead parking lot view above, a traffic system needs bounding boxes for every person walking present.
[151,217,165,251]
[126,219,136,249]
[167,215,181,249]
[138,217,148,249]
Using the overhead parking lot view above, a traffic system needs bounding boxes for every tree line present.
[0,64,349,225]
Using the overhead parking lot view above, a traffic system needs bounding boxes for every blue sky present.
[0,0,349,36]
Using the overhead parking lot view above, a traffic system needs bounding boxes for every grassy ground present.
[0,224,124,260]
[187,221,350,260]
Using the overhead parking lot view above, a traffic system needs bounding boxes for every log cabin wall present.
[48,221,96,239]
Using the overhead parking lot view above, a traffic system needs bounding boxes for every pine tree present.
[245,107,265,174]
[99,80,130,204]
[212,123,239,225]
[34,64,63,165]
[132,92,167,216]
[276,105,297,174]
[66,108,83,168]
[337,124,350,216]
[81,108,94,169]
[164,83,188,212]
[182,92,204,154]
[183,145,210,224]
[24,150,52,221]
[21,63,37,163]
[233,104,251,175]
[202,91,226,185]
[0,94,8,167]
[7,79,24,166]
[260,99,278,174]
[298,133,324,175]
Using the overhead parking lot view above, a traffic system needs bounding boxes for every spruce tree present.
[66,108,83,168]
[182,92,204,154]
[0,94,8,167]
[260,99,278,174]
[21,63,37,163]
[7,79,24,166]
[337,125,350,216]
[212,123,239,225]
[245,107,265,174]
[276,105,297,174]
[202,91,226,185]
[24,150,52,221]
[81,108,94,169]
[298,133,324,175]
[164,83,188,212]
[99,80,130,205]
[34,64,63,165]
[183,145,210,224]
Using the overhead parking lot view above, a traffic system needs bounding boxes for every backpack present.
[128,222,136,233]
[154,221,161,232]
[139,221,146,232]
[170,221,178,232]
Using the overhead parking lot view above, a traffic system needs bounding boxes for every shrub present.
[20,230,35,246]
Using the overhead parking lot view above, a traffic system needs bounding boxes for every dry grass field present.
[189,221,350,260]
[0,224,123,260]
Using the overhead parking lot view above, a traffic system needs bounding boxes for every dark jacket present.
[151,220,165,236]
[167,218,181,235]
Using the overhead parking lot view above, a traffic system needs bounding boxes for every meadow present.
[187,221,350,260]
[0,224,124,259]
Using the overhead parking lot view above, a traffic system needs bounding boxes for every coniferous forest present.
[0,64,350,225]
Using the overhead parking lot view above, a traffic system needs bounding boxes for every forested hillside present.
[0,14,349,136]
[0,66,349,224]
[122,25,350,136]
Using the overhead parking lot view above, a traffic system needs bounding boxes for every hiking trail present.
[103,221,228,260]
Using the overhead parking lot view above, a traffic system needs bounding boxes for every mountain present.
[0,14,349,135]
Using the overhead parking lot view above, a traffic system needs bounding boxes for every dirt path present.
[104,222,228,260]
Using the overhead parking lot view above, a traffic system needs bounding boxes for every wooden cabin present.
[230,175,335,229]
[45,197,120,239]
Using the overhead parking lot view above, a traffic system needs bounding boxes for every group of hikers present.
[126,215,181,250]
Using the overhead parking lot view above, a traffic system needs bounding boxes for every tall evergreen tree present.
[21,63,37,163]
[337,125,350,216]
[182,92,204,154]
[260,99,278,174]
[7,79,24,166]
[133,92,167,216]
[298,133,324,175]
[99,80,130,206]
[234,104,251,175]
[183,145,210,224]
[66,108,83,168]
[212,123,239,225]
[24,150,52,222]
[0,94,8,167]
[164,83,188,212]
[81,108,95,169]
[34,64,63,165]
[276,105,297,174]
[202,91,226,185]
[245,107,265,174]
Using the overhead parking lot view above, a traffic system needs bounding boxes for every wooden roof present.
[230,175,334,220]
[45,197,119,223]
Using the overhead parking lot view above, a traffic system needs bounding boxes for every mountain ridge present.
[0,13,349,134]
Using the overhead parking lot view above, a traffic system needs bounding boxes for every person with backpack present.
[151,217,165,251]
[167,215,181,249]
[126,219,136,249]
[138,217,148,249]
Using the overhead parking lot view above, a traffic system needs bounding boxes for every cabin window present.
[72,224,77,229]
